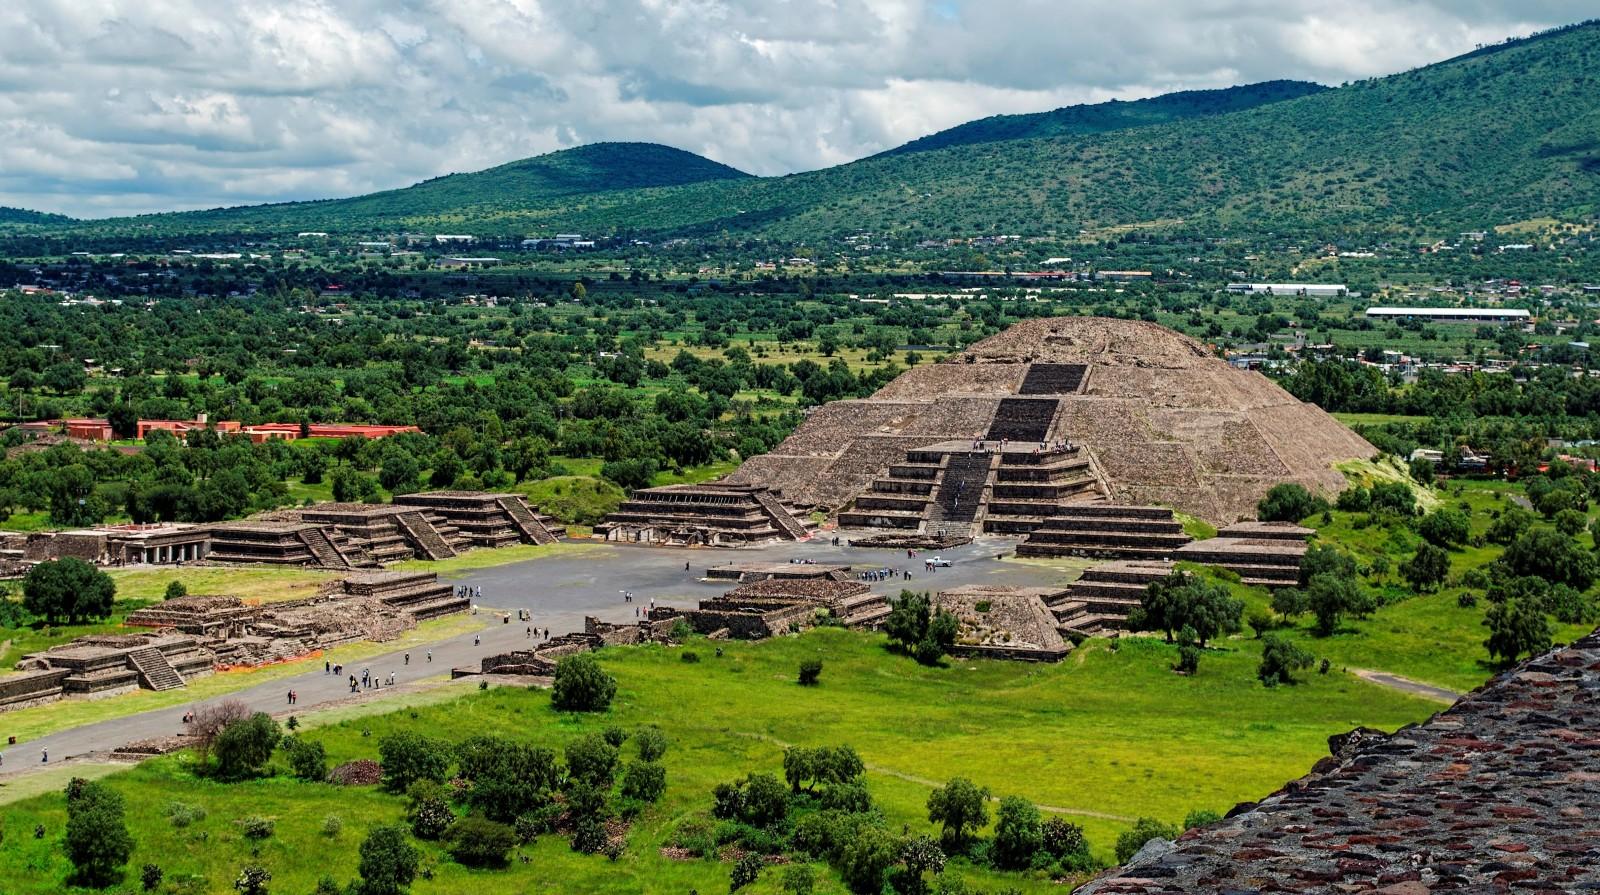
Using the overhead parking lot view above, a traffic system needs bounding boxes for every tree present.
[1128,572,1242,647]
[1298,543,1358,587]
[1257,483,1322,522]
[445,816,517,868]
[1258,634,1315,686]
[456,738,560,823]
[190,699,250,770]
[64,778,134,887]
[1418,509,1470,548]
[164,580,187,600]
[1499,527,1598,590]
[1401,542,1452,593]
[22,557,116,624]
[992,796,1044,870]
[551,653,617,712]
[406,781,455,840]
[798,657,823,685]
[1484,598,1552,666]
[212,713,281,781]
[378,732,451,793]
[356,825,419,895]
[1305,572,1375,636]
[378,451,419,494]
[1114,817,1178,863]
[1408,456,1435,486]
[926,777,989,852]
[1040,817,1093,871]
[1487,505,1536,544]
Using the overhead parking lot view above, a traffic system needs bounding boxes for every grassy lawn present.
[107,567,339,604]
[0,614,484,746]
[0,598,156,670]
[1330,412,1432,426]
[0,627,1437,894]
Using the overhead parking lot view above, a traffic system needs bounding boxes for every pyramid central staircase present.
[395,512,457,560]
[497,495,559,545]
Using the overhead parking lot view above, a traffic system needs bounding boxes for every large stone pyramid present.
[724,317,1373,524]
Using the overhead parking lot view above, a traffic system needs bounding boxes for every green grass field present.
[0,627,1437,894]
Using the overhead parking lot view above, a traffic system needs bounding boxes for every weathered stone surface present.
[1075,628,1600,893]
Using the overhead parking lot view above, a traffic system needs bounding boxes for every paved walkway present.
[1351,668,1462,703]
[0,535,1045,774]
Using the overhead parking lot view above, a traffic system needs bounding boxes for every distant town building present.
[1226,283,1347,296]
[1365,307,1530,323]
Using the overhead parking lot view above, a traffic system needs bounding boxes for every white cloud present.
[0,0,1586,217]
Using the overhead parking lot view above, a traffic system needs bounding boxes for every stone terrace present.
[1075,627,1600,894]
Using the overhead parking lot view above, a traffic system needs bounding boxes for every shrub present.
[1401,543,1452,593]
[797,658,823,685]
[1418,509,1470,548]
[321,815,343,839]
[669,816,717,857]
[839,824,900,895]
[357,824,419,895]
[378,732,451,793]
[601,726,628,748]
[190,700,251,770]
[1183,808,1222,829]
[166,801,207,829]
[551,653,617,712]
[1114,817,1178,863]
[281,736,327,782]
[64,780,134,886]
[164,580,187,600]
[1040,816,1092,870]
[233,865,271,895]
[406,781,455,840]
[213,713,281,781]
[620,761,667,803]
[1457,591,1479,608]
[565,733,620,788]
[635,726,668,762]
[781,864,815,895]
[141,863,163,892]
[446,816,518,868]
[730,852,763,892]
[236,815,274,840]
[819,780,873,814]
[681,650,701,663]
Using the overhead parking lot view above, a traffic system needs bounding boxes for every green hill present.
[99,142,750,234]
[879,80,1326,157]
[42,20,1600,240]
[0,206,74,226]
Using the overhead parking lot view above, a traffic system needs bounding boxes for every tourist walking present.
[404,653,409,665]
[426,650,432,663]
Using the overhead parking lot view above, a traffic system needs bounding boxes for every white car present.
[928,556,952,567]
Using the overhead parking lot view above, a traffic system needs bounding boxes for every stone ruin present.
[1048,522,1314,640]
[933,585,1073,661]
[596,483,815,547]
[1074,626,1600,893]
[0,571,467,714]
[723,317,1373,527]
[208,491,564,570]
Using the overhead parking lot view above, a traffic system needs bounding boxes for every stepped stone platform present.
[596,483,815,547]
[1051,560,1176,639]
[934,585,1073,661]
[1016,505,1193,561]
[393,491,565,549]
[1172,534,1309,587]
[846,532,973,550]
[7,633,214,707]
[1075,627,1600,894]
[651,575,887,640]
[723,317,1373,524]
[703,561,852,582]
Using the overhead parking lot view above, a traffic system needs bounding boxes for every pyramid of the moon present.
[723,316,1375,525]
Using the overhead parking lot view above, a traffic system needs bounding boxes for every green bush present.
[378,732,451,793]
[1114,817,1178,863]
[551,653,618,712]
[213,713,281,781]
[620,760,667,803]
[65,779,133,887]
[281,736,327,782]
[236,815,274,840]
[446,816,518,868]
[166,801,207,829]
[635,726,668,762]
[406,781,455,840]
[797,658,823,685]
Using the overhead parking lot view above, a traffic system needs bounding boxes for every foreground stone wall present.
[1075,628,1600,893]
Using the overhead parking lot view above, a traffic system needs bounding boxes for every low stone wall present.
[0,668,70,708]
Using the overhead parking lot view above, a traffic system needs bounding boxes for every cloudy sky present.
[0,1,1589,218]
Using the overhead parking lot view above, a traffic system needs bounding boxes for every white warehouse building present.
[1226,283,1348,296]
[1365,307,1530,323]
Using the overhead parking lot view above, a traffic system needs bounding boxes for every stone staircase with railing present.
[497,495,559,545]
[297,526,353,569]
[127,647,186,691]
[395,512,457,560]
[753,489,812,540]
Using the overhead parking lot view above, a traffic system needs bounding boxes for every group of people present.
[858,567,910,582]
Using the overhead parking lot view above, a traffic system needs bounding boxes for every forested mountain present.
[34,20,1600,240]
[81,142,749,235]
[879,80,1326,157]
[0,207,74,226]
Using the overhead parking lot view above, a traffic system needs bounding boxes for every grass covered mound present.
[0,627,1437,894]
